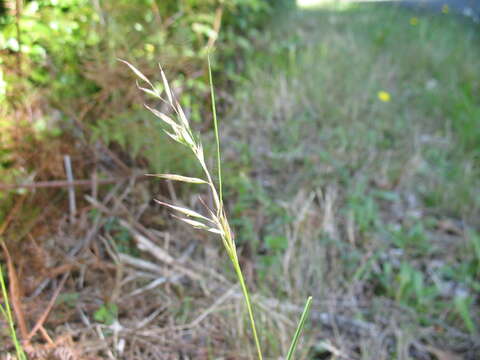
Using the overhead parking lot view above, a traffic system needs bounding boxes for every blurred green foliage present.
[1,0,98,103]
[0,0,291,104]
[0,0,295,229]
[0,0,293,210]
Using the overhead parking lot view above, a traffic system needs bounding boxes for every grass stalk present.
[124,56,311,359]
[234,261,263,360]
[208,53,263,359]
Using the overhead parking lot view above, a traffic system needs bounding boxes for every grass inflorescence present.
[122,57,312,359]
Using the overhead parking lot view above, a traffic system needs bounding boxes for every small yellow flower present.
[410,17,419,26]
[378,91,391,102]
[145,43,155,53]
[442,4,449,14]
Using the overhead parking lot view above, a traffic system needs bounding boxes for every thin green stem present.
[207,54,262,359]
[207,54,223,210]
[233,260,263,360]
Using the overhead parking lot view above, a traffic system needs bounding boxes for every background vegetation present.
[0,0,479,359]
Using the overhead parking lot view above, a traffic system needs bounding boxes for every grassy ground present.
[1,3,479,359]
[217,3,480,358]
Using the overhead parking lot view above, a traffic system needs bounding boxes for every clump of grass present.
[122,57,312,359]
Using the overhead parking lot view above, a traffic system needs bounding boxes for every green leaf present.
[454,296,476,334]
[265,235,288,252]
[286,296,313,360]
[56,292,80,308]
[94,303,118,325]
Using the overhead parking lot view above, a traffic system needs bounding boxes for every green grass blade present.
[285,296,312,360]
[0,256,27,360]
[207,53,223,209]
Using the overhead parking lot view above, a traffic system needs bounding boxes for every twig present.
[95,325,116,360]
[190,285,238,327]
[38,326,54,345]
[100,235,124,303]
[119,220,202,282]
[125,276,178,299]
[26,272,69,342]
[87,193,225,286]
[64,155,76,223]
[0,241,28,340]
[117,253,164,275]
[135,307,165,330]
[28,182,121,300]
[0,196,25,236]
[91,170,98,201]
[0,176,142,191]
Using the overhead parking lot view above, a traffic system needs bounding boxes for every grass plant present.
[122,57,312,359]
